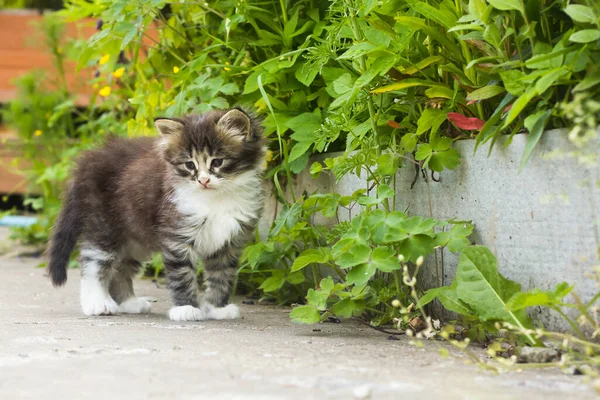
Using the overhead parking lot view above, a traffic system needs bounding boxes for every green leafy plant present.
[2,1,598,365]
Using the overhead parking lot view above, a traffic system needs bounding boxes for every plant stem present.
[279,0,288,24]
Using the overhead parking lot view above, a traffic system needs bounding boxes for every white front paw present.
[82,297,121,316]
[169,305,205,321]
[120,298,152,314]
[205,304,241,320]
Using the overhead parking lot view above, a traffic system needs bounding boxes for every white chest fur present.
[171,173,263,259]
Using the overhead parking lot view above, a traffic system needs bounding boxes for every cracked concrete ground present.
[0,241,596,399]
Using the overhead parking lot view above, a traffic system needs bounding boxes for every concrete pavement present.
[0,248,596,399]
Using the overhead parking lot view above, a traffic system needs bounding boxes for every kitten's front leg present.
[201,245,241,320]
[163,250,205,321]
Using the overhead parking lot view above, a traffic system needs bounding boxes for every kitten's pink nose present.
[199,177,211,187]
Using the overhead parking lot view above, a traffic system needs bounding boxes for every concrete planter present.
[262,128,600,331]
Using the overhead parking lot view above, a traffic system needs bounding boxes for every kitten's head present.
[154,108,266,191]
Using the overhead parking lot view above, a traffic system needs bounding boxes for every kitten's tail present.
[48,185,82,287]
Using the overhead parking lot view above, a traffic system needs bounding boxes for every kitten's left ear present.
[217,109,251,141]
[155,118,184,136]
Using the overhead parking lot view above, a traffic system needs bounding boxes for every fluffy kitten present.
[47,108,266,321]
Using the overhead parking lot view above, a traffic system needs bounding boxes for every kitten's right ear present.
[154,118,184,135]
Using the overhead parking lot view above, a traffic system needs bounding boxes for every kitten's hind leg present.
[201,246,240,320]
[80,245,120,316]
[163,250,205,321]
[109,260,152,314]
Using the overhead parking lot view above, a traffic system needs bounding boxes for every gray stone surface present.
[281,130,600,330]
[0,251,596,400]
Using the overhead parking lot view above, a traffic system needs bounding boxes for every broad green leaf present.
[436,287,474,316]
[332,298,365,318]
[428,147,461,172]
[425,86,454,99]
[401,133,418,152]
[487,0,521,12]
[286,110,322,141]
[376,153,397,175]
[336,244,372,269]
[289,141,312,162]
[569,29,600,43]
[370,246,401,272]
[506,282,574,311]
[499,70,526,96]
[415,144,432,160]
[259,275,285,292]
[456,246,535,343]
[307,288,329,310]
[416,108,447,136]
[286,272,305,285]
[295,61,321,87]
[346,263,377,285]
[377,184,394,200]
[564,5,596,24]
[309,162,322,178]
[520,110,551,171]
[291,248,331,272]
[466,86,505,102]
[290,305,321,324]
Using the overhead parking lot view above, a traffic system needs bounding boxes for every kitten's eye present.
[184,161,196,170]
[211,158,223,168]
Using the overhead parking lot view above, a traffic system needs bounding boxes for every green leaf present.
[569,29,600,43]
[372,79,446,94]
[421,286,474,316]
[337,42,378,60]
[370,246,401,272]
[377,184,394,201]
[291,248,331,272]
[502,86,538,128]
[574,71,600,92]
[332,298,365,318]
[286,272,306,284]
[290,305,321,324]
[455,246,536,343]
[519,110,552,171]
[466,86,505,102]
[499,70,526,96]
[376,153,397,175]
[448,23,484,33]
[337,244,372,269]
[535,68,569,94]
[287,110,322,141]
[564,5,596,24]
[487,0,522,12]
[416,108,447,136]
[406,0,458,30]
[259,275,286,292]
[506,282,574,311]
[346,263,377,285]
[309,162,323,178]
[401,56,444,75]
[289,141,312,162]
[415,144,432,161]
[401,133,417,152]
